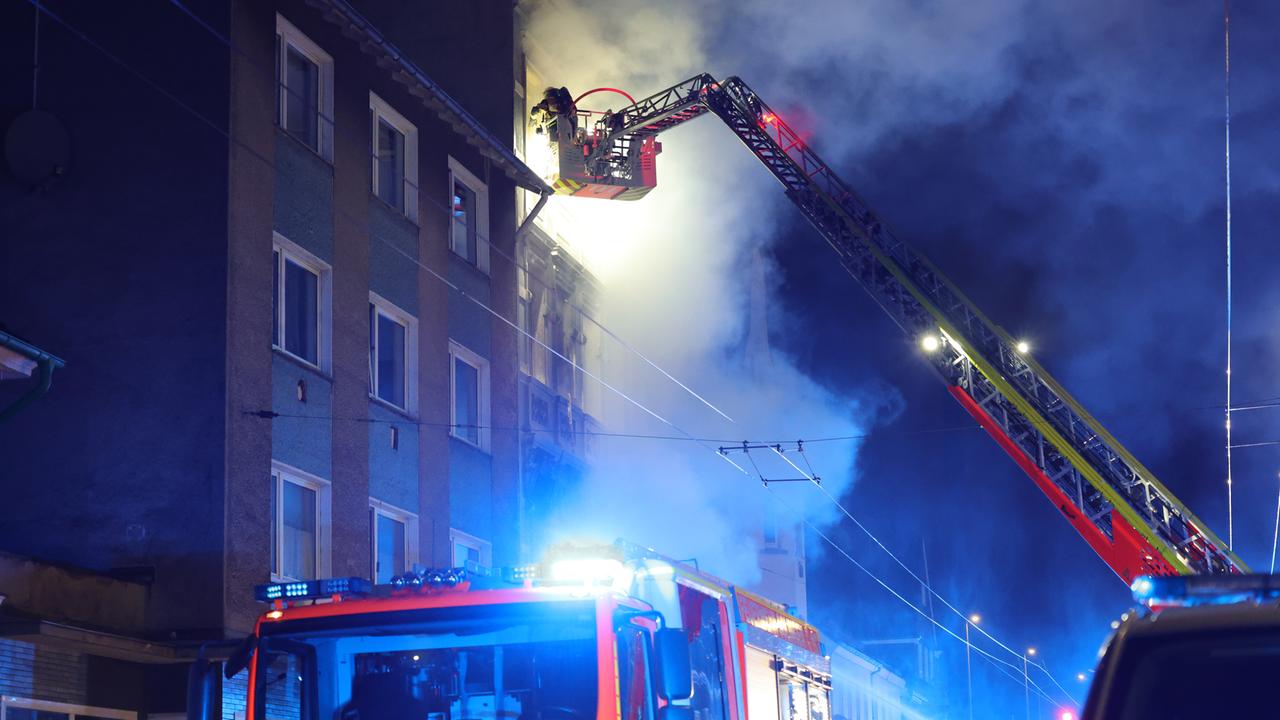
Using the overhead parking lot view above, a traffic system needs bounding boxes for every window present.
[517,266,533,373]
[448,156,490,272]
[0,699,136,720]
[616,625,654,720]
[276,15,333,159]
[449,341,490,451]
[450,528,492,568]
[370,93,419,220]
[273,233,331,371]
[369,293,417,412]
[271,461,331,581]
[370,499,418,584]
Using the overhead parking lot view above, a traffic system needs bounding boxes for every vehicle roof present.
[257,585,645,628]
[1121,602,1280,638]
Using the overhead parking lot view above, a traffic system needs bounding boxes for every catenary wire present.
[766,446,1080,706]
[24,0,742,463]
[764,484,1067,707]
[164,0,735,426]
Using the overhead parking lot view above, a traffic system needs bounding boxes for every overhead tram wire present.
[765,445,1081,706]
[159,0,736,427]
[28,0,738,460]
[762,484,1067,708]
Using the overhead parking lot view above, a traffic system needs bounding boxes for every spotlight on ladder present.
[920,335,940,353]
[1016,340,1031,354]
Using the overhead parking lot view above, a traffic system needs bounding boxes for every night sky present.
[736,0,1280,713]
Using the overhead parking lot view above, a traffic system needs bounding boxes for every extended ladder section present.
[572,75,1246,583]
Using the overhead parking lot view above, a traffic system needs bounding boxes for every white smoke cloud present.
[522,0,905,584]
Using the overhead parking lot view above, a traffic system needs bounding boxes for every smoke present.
[522,0,906,584]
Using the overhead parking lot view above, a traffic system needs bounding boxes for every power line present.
[758,445,1079,706]
[162,0,735,427]
[27,0,740,460]
[764,484,1067,708]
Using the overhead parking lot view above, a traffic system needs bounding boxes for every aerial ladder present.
[531,75,1248,584]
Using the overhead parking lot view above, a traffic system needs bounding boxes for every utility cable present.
[765,444,1079,706]
[164,0,735,426]
[764,484,1066,707]
[25,0,738,458]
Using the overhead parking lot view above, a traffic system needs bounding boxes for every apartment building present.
[0,1,546,717]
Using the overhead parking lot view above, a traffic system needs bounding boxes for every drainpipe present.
[516,190,552,240]
[0,330,66,424]
[513,190,550,562]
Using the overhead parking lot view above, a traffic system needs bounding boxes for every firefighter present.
[530,86,577,136]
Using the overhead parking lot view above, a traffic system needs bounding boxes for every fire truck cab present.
[187,544,832,720]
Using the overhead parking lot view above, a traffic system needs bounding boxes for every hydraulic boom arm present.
[552,75,1246,583]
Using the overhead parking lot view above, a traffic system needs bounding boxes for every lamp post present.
[965,614,980,720]
[1024,647,1037,720]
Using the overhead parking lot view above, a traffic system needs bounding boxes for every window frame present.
[273,232,332,373]
[449,527,492,569]
[369,92,419,222]
[369,497,419,584]
[368,292,418,414]
[276,14,334,161]
[0,698,136,720]
[448,340,491,452]
[270,460,332,582]
[448,156,490,273]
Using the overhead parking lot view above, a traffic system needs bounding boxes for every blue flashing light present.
[390,568,469,591]
[1131,573,1280,608]
[254,577,371,603]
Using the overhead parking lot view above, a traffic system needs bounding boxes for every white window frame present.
[276,15,334,161]
[369,292,418,414]
[1,698,136,720]
[369,498,419,583]
[449,528,492,569]
[273,232,332,373]
[448,156,490,273]
[448,340,491,452]
[370,93,419,222]
[271,460,332,582]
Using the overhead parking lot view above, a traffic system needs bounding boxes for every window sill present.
[371,193,419,227]
[276,125,334,166]
[449,248,491,278]
[369,393,416,420]
[273,346,331,380]
[449,431,491,455]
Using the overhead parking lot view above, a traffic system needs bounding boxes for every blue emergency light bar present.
[1131,573,1280,608]
[254,577,372,603]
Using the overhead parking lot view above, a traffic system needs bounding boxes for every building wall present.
[0,0,231,635]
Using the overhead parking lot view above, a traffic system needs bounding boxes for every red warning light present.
[761,112,778,125]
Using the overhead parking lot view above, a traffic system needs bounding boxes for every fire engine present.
[187,543,844,720]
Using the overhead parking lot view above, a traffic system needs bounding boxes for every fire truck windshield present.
[252,600,598,720]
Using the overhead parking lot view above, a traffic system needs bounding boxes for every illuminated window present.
[369,293,417,412]
[276,15,333,159]
[273,233,331,371]
[370,93,418,220]
[271,461,331,581]
[448,156,490,272]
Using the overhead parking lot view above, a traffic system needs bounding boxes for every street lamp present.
[965,614,980,720]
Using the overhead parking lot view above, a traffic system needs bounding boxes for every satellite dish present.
[5,109,70,189]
